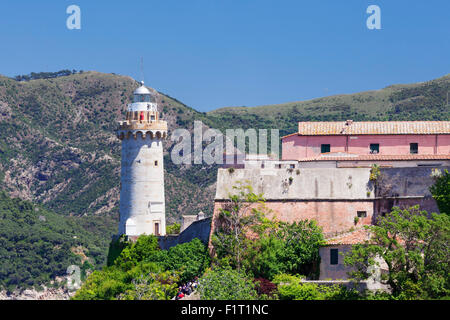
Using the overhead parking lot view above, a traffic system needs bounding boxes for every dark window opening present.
[357,211,367,218]
[330,249,338,265]
[290,164,295,169]
[154,160,158,166]
[321,144,331,153]
[370,144,379,154]
[277,164,282,169]
[410,143,418,154]
[151,115,155,121]
[154,223,160,236]
[418,163,442,167]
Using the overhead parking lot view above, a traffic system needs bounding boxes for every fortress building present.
[212,120,450,238]
[116,82,167,237]
[210,120,449,282]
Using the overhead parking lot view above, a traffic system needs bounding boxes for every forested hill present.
[0,191,115,291]
[207,74,450,138]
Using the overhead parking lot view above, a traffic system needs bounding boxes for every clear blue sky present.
[0,0,449,111]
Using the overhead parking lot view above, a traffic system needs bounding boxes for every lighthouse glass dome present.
[134,93,152,103]
[133,85,155,103]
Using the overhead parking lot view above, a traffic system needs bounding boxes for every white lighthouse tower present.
[117,82,167,237]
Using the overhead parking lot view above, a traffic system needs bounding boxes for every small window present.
[154,160,158,166]
[277,164,282,169]
[290,164,295,169]
[154,223,160,236]
[357,211,367,218]
[150,115,155,121]
[370,144,379,154]
[330,249,338,265]
[410,143,418,154]
[321,144,331,153]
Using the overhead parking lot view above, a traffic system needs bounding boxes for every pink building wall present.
[282,134,450,160]
[211,200,374,239]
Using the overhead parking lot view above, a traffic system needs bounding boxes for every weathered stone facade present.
[211,166,448,240]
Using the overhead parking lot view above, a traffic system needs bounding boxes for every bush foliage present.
[198,266,258,300]
[73,236,209,300]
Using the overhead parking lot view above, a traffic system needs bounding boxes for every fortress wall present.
[212,166,446,242]
[377,166,450,198]
[214,167,374,239]
[372,166,449,217]
[215,167,374,200]
[212,200,373,238]
[158,217,211,250]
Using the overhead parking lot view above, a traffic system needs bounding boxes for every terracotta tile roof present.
[324,228,373,246]
[298,153,450,162]
[290,121,450,136]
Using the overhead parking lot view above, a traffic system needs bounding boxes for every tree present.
[246,220,324,280]
[430,169,450,215]
[211,182,271,271]
[197,266,257,300]
[343,206,450,299]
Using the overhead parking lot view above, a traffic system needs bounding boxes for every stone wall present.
[377,166,449,198]
[319,245,354,280]
[213,200,373,237]
[216,167,373,200]
[158,217,211,250]
[212,166,444,241]
[373,166,449,217]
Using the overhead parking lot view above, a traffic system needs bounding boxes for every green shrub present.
[198,266,258,300]
[166,223,181,235]
[148,238,210,283]
[273,274,360,300]
[113,235,160,271]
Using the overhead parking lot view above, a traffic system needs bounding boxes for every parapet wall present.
[216,167,374,200]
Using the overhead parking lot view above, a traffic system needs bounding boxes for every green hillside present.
[207,74,450,138]
[0,191,115,291]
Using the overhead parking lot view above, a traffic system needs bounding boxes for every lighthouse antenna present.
[140,56,145,85]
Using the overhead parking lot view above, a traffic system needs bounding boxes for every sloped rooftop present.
[283,121,450,137]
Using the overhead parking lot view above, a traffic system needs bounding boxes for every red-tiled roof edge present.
[323,228,373,246]
[298,154,450,162]
[294,121,450,136]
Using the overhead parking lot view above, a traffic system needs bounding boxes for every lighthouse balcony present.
[118,119,167,130]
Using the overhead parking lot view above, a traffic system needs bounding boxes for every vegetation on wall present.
[166,222,181,235]
[430,169,450,215]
